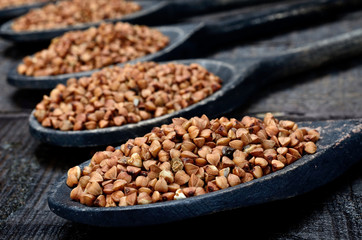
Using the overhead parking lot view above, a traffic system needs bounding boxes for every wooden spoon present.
[47,118,362,226]
[28,28,362,147]
[0,0,50,20]
[0,0,286,42]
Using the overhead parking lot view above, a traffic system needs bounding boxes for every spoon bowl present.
[47,118,362,227]
[28,58,242,147]
[0,1,49,20]
[7,24,203,89]
[0,1,167,42]
[0,0,276,42]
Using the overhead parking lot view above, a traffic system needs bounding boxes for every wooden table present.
[0,2,361,239]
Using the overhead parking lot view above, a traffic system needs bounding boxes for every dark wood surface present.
[0,2,361,239]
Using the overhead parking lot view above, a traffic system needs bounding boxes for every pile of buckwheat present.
[0,0,49,9]
[33,62,222,131]
[17,22,169,76]
[11,0,141,31]
[66,113,320,207]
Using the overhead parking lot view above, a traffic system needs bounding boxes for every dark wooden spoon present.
[28,28,362,147]
[0,0,50,20]
[7,0,361,89]
[0,0,285,42]
[47,118,362,227]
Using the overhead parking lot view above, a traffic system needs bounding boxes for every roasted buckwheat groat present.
[17,22,169,76]
[66,113,320,207]
[12,0,141,31]
[34,62,222,131]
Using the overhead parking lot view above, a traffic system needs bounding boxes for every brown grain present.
[66,113,319,207]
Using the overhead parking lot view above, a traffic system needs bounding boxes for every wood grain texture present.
[0,1,361,239]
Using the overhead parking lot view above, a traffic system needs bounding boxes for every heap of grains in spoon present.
[66,113,320,207]
[17,22,169,76]
[12,0,141,31]
[33,61,222,131]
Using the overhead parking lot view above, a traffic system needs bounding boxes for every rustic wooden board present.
[0,1,361,239]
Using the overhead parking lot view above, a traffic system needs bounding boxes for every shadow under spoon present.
[28,28,362,147]
[7,0,361,89]
[47,118,362,227]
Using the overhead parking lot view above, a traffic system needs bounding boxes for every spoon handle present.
[164,0,270,18]
[247,28,362,83]
[195,0,361,47]
[132,0,275,25]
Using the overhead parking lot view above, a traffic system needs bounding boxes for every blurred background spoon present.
[7,0,362,89]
